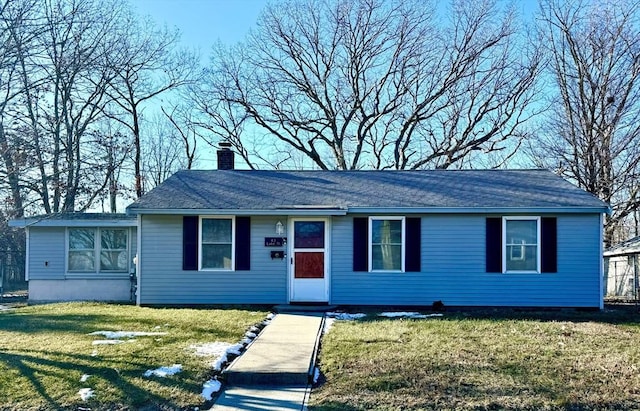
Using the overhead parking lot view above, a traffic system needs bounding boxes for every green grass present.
[311,308,640,411]
[0,302,267,410]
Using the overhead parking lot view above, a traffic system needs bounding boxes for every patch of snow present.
[323,317,335,333]
[78,388,94,401]
[89,331,168,339]
[80,374,91,382]
[201,378,222,400]
[90,350,98,357]
[267,313,276,319]
[313,367,320,383]
[212,355,227,371]
[378,312,443,319]
[189,342,232,357]
[194,342,246,371]
[92,340,125,345]
[249,326,260,333]
[143,364,182,378]
[326,312,367,321]
[245,331,257,339]
[0,305,12,311]
[226,343,243,356]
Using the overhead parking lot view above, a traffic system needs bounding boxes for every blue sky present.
[132,0,539,51]
[131,0,269,50]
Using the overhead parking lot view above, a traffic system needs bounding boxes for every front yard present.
[311,308,640,411]
[0,302,267,410]
[2,303,639,410]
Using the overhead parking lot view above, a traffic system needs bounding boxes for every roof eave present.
[126,208,349,216]
[9,219,138,228]
[126,206,609,216]
[349,206,609,214]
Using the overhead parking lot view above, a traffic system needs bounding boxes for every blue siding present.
[139,215,288,304]
[28,227,66,280]
[27,226,137,281]
[331,214,601,307]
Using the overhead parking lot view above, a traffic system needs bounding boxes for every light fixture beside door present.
[275,220,285,235]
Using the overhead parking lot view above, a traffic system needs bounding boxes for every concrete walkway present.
[211,312,324,410]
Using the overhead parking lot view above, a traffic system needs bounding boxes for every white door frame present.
[288,217,330,303]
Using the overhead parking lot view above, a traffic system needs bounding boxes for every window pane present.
[372,244,402,271]
[69,228,94,249]
[202,244,232,269]
[69,251,95,271]
[372,220,402,244]
[100,251,128,271]
[101,229,127,250]
[202,219,232,242]
[506,220,537,244]
[506,245,537,271]
[294,221,325,248]
[505,219,538,271]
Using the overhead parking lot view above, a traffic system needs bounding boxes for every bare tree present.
[534,0,640,245]
[0,0,40,219]
[7,0,128,213]
[161,104,198,170]
[196,0,540,170]
[84,125,132,213]
[104,15,197,197]
[141,113,191,191]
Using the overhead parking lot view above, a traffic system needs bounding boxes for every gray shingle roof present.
[9,213,136,227]
[604,236,640,256]
[126,169,608,214]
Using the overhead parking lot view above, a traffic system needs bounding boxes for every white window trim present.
[368,216,405,273]
[199,215,235,271]
[502,216,541,274]
[66,227,130,275]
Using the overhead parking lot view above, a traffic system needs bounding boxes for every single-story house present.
[9,213,138,302]
[11,148,609,308]
[604,236,640,299]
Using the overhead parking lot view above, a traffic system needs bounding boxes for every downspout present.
[136,214,142,306]
[635,253,639,306]
[25,227,30,282]
[599,213,604,310]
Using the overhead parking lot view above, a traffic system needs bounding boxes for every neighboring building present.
[11,148,610,308]
[9,213,137,302]
[604,236,640,299]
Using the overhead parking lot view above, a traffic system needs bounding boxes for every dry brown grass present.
[311,308,640,410]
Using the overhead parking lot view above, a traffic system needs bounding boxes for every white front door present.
[290,218,329,302]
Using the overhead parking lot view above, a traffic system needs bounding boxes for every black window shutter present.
[486,217,502,273]
[405,217,421,272]
[183,216,199,271]
[353,217,368,271]
[235,217,251,271]
[541,217,557,273]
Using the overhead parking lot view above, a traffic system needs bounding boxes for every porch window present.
[504,217,540,272]
[200,217,234,270]
[369,217,405,272]
[68,228,129,273]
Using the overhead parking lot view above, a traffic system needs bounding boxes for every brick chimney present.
[217,142,234,170]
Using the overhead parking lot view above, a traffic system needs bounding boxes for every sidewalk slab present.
[222,312,324,386]
[210,385,309,411]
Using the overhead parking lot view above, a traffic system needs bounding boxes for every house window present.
[200,217,234,270]
[100,229,128,271]
[68,228,129,273]
[369,217,405,272]
[503,217,540,272]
